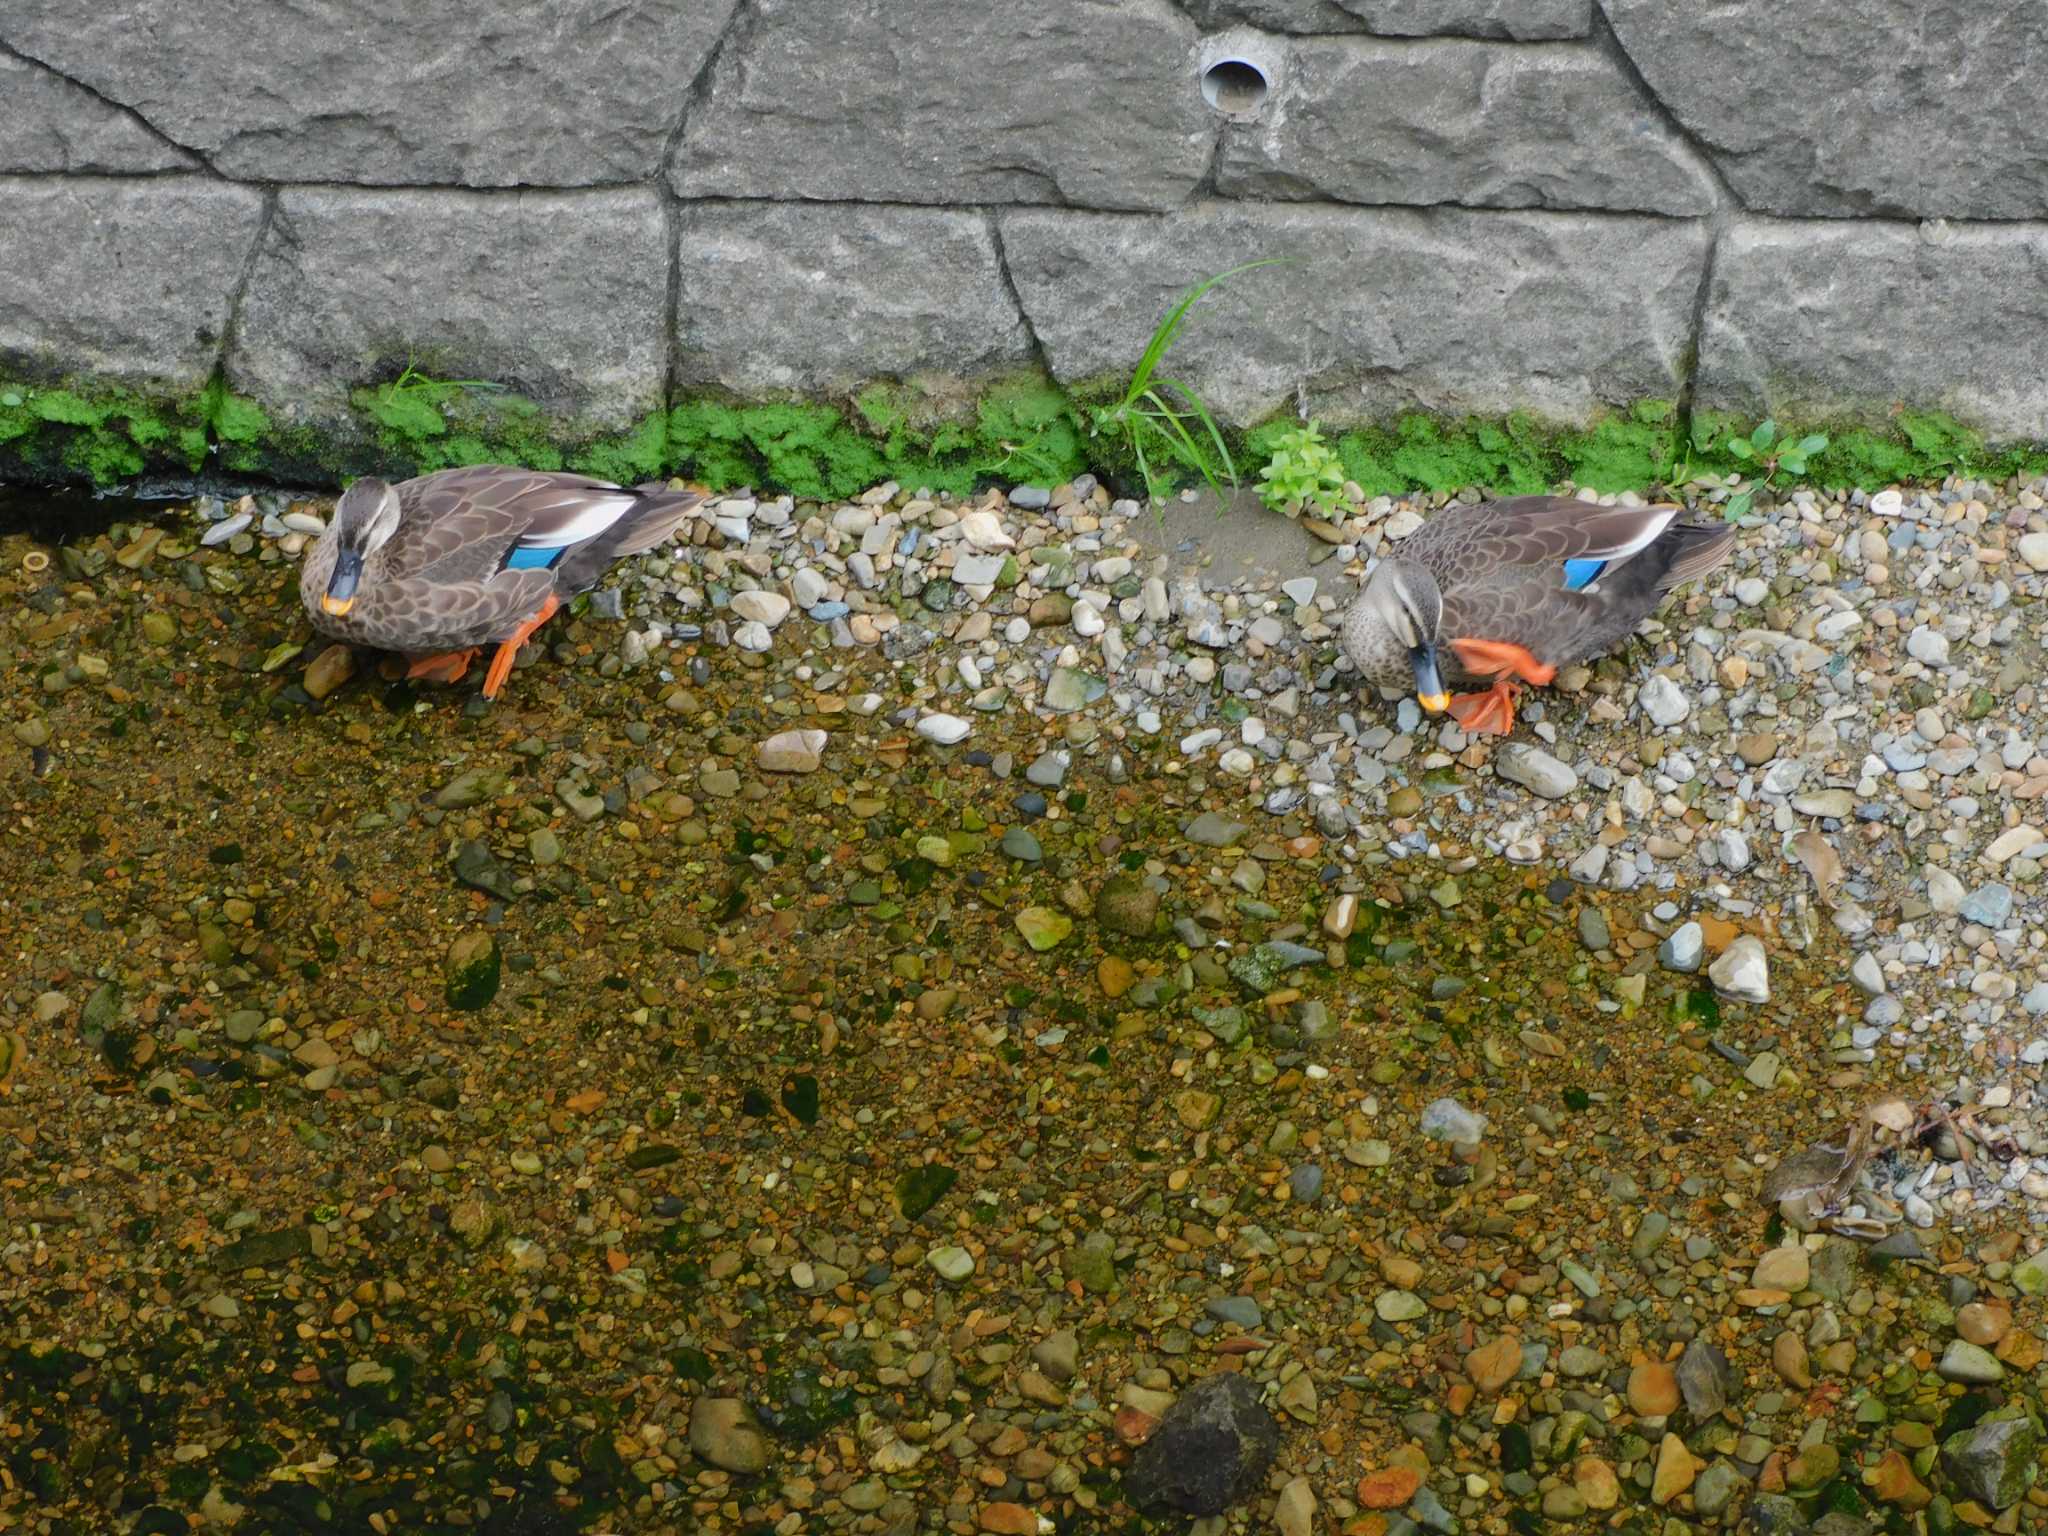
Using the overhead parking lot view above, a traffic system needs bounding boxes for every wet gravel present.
[0,474,2042,1534]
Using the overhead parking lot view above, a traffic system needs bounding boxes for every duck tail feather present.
[606,487,707,557]
[1654,519,1738,593]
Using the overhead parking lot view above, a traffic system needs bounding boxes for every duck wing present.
[1424,497,1734,672]
[381,467,675,586]
[1416,496,1694,593]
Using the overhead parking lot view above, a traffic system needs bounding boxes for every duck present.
[301,465,704,699]
[1341,495,1736,735]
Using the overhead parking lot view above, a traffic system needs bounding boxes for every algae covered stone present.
[444,931,501,1011]
[1015,906,1072,951]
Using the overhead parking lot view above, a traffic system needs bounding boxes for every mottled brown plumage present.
[1342,495,1736,734]
[300,465,704,697]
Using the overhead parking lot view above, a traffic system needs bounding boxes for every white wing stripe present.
[515,495,639,550]
[1595,507,1677,565]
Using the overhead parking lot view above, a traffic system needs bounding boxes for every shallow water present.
[0,496,2026,1534]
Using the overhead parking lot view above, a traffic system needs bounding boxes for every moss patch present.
[8,361,2048,503]
[1685,407,2048,491]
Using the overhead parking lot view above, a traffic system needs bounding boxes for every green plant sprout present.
[1255,419,1347,520]
[1718,418,1828,519]
[1085,259,1280,505]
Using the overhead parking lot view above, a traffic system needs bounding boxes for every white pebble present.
[916,714,971,745]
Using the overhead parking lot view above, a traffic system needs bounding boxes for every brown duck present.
[300,465,703,699]
[1341,495,1736,735]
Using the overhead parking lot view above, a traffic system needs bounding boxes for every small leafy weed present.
[1717,418,1828,520]
[1255,419,1347,521]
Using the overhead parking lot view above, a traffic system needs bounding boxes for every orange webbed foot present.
[1447,681,1520,736]
[1448,637,1557,687]
[405,648,480,685]
[481,593,562,700]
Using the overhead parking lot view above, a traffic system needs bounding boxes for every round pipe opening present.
[1201,58,1270,116]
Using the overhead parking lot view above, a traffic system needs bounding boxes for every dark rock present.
[1123,1372,1281,1516]
[1676,1337,1730,1418]
[1095,874,1162,936]
[1744,1494,1811,1534]
[1941,1413,2037,1509]
[215,1226,311,1269]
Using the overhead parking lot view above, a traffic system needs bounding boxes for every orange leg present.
[405,648,480,685]
[1444,638,1558,737]
[481,593,561,700]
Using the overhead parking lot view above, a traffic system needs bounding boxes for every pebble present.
[1494,743,1577,799]
[1707,935,1770,1003]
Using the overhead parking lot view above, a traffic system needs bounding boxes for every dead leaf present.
[1790,829,1844,908]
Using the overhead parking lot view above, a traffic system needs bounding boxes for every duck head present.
[321,477,403,617]
[1359,557,1449,713]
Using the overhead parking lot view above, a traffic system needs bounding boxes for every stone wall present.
[2,0,2043,488]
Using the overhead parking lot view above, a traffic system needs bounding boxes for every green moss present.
[8,356,2048,504]
[1684,406,2048,491]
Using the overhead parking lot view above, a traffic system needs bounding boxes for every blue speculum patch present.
[504,544,566,572]
[1561,557,1606,591]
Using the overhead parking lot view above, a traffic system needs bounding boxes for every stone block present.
[0,51,194,173]
[674,0,1213,211]
[1697,218,2048,441]
[0,175,263,390]
[999,202,1708,426]
[1182,0,1590,39]
[675,203,1032,397]
[227,187,668,458]
[1607,0,2048,217]
[0,0,738,185]
[1218,39,1714,215]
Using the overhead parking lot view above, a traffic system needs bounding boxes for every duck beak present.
[1411,644,1449,713]
[322,550,362,617]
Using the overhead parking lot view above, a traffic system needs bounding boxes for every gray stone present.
[1941,1414,2036,1509]
[674,203,1032,397]
[1606,0,2048,218]
[1676,1338,1729,1418]
[0,0,738,185]
[674,0,1212,212]
[1123,1372,1282,1516]
[1935,1339,2004,1384]
[1493,742,1580,799]
[0,176,263,393]
[1419,1097,1486,1142]
[0,51,194,173]
[1001,203,1708,427]
[228,187,667,464]
[1659,921,1705,973]
[1959,883,2014,927]
[1219,40,1713,215]
[1697,218,2048,440]
[1183,0,1590,38]
[1693,1461,1748,1519]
